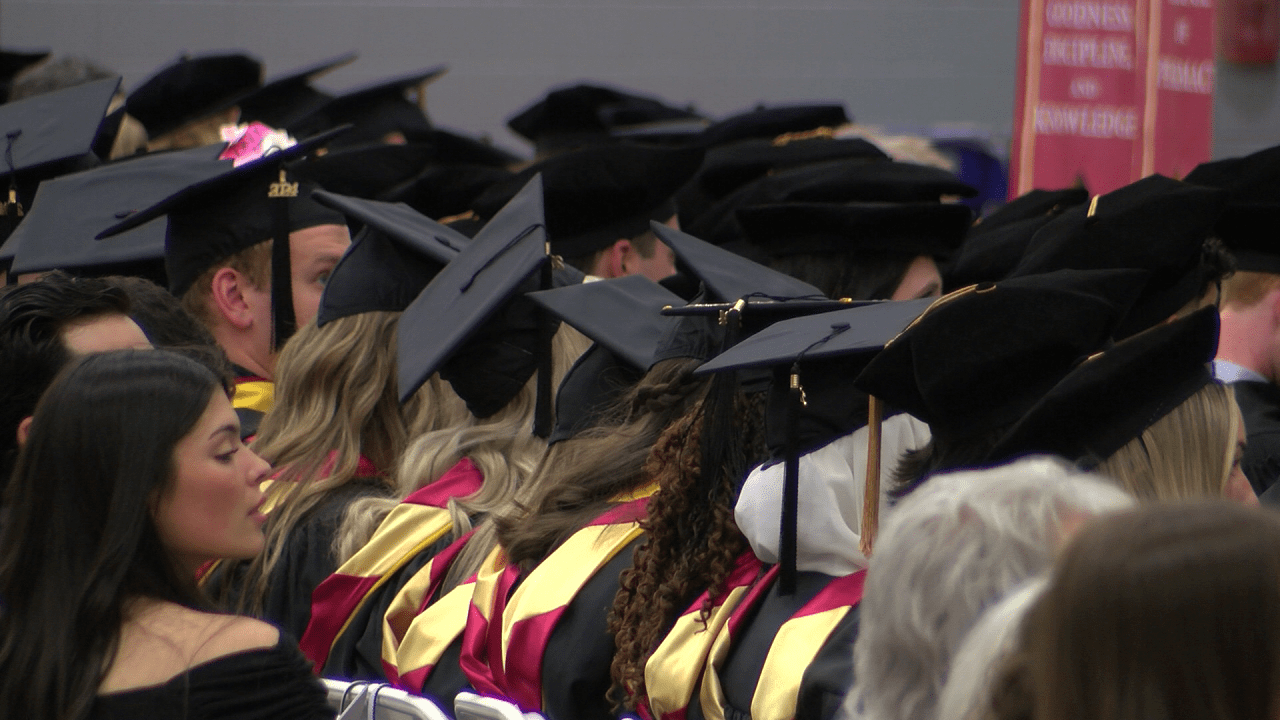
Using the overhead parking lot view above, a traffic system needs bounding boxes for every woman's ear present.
[16,416,32,447]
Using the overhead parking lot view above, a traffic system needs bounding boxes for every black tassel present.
[532,256,554,438]
[780,365,803,596]
[269,168,297,350]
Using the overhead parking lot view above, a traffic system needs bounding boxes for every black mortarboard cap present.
[472,144,704,257]
[757,160,977,204]
[126,53,262,139]
[6,143,232,276]
[237,52,357,128]
[298,142,434,199]
[530,274,686,442]
[507,82,702,153]
[944,214,1052,289]
[736,201,973,258]
[1184,144,1280,273]
[854,268,1150,442]
[0,49,51,100]
[699,103,849,148]
[397,175,581,434]
[692,136,889,204]
[311,190,468,326]
[988,306,1219,466]
[419,127,524,168]
[0,76,121,241]
[381,164,514,221]
[975,187,1088,234]
[288,66,447,148]
[97,129,348,349]
[1010,175,1227,338]
[652,222,826,302]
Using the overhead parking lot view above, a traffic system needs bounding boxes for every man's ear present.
[209,267,255,330]
[606,238,634,278]
[16,416,32,447]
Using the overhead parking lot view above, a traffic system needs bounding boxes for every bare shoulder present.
[101,603,281,693]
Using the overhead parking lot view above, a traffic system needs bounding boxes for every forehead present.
[60,313,152,355]
[290,223,351,264]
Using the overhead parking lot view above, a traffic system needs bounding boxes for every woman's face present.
[153,391,272,572]
[1224,409,1258,506]
[889,255,943,301]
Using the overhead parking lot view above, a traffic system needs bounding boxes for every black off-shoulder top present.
[89,633,335,720]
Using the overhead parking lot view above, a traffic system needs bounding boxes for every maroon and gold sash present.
[298,458,484,668]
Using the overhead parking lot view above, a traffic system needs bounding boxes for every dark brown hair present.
[495,357,708,570]
[1015,502,1280,720]
[608,388,768,711]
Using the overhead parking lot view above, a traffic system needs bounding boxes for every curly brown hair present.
[495,358,709,571]
[607,388,768,711]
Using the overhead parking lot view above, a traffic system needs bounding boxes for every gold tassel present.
[860,394,883,558]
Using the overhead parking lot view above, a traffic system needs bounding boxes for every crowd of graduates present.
[2,48,1280,720]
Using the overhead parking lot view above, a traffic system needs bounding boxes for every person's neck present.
[212,332,274,381]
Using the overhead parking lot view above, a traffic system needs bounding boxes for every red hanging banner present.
[1011,0,1215,196]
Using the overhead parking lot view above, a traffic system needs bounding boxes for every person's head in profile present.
[1012,501,1280,720]
[0,349,286,719]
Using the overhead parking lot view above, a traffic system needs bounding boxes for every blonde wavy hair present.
[335,323,589,588]
[217,312,408,616]
[1097,383,1241,501]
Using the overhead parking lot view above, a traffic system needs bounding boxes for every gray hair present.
[935,577,1047,720]
[843,456,1132,720]
[9,56,116,101]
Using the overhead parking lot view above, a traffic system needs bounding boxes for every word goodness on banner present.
[1011,0,1215,196]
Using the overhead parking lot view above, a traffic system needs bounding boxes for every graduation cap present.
[653,221,826,302]
[5,143,232,277]
[1184,145,1280,274]
[758,160,977,204]
[699,103,850,148]
[0,76,121,242]
[987,306,1219,467]
[237,52,357,129]
[472,144,704,258]
[419,127,524,168]
[694,296,934,590]
[694,136,889,201]
[944,214,1052,290]
[310,190,468,326]
[1010,175,1227,338]
[736,201,973,258]
[381,164,514,221]
[397,175,582,435]
[126,53,262,139]
[0,48,51,103]
[288,66,447,148]
[854,268,1151,444]
[507,82,703,154]
[97,128,348,347]
[529,274,686,443]
[975,187,1088,234]
[297,142,434,199]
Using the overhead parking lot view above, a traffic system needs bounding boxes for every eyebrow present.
[209,424,239,441]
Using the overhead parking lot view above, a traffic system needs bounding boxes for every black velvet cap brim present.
[854,268,1151,441]
[988,306,1219,465]
[736,201,973,259]
[8,143,231,275]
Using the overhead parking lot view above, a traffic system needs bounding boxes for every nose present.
[245,448,272,486]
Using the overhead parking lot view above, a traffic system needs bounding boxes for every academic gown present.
[299,458,484,675]
[232,366,273,440]
[456,489,656,720]
[1232,380,1280,499]
[203,475,391,641]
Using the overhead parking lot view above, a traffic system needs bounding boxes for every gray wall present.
[2,0,1276,163]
